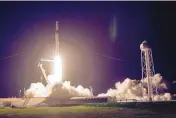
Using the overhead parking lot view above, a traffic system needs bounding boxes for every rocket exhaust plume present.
[46,21,63,85]
[47,55,63,85]
[53,55,62,83]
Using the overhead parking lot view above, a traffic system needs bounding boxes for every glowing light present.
[25,55,63,99]
[54,55,62,83]
[25,82,50,97]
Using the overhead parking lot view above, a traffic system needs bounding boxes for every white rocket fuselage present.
[39,21,60,84]
[55,21,59,55]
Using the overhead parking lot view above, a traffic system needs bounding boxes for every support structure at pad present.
[140,40,156,101]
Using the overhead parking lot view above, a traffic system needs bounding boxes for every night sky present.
[0,2,176,97]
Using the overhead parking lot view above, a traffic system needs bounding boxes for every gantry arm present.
[38,62,48,83]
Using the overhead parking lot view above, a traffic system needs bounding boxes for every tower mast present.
[140,40,156,101]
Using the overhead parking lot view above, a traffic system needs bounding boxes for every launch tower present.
[140,40,156,101]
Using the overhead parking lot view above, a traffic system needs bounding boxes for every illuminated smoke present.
[25,79,93,99]
[153,93,172,101]
[98,73,171,101]
[24,55,62,98]
[98,78,145,101]
[24,55,92,101]
[20,53,171,106]
[142,73,167,90]
[25,82,52,98]
[62,81,93,97]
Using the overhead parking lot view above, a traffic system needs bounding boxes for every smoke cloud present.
[25,82,52,98]
[98,73,171,101]
[21,54,93,107]
[142,73,167,91]
[62,81,93,97]
[25,77,93,99]
[20,68,171,107]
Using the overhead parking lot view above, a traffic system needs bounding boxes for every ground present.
[0,106,176,118]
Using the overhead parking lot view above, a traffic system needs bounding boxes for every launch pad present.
[0,21,174,109]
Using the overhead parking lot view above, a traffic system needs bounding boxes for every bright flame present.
[53,55,62,84]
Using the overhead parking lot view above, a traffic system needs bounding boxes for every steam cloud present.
[23,71,171,108]
[25,76,93,99]
[25,55,93,99]
[19,75,93,107]
[62,81,93,97]
[98,73,172,101]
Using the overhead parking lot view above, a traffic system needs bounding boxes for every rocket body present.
[39,21,61,84]
[55,21,59,55]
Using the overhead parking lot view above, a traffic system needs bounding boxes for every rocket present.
[40,21,60,62]
[55,21,59,56]
[39,21,61,84]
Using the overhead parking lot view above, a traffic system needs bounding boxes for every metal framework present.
[141,41,156,101]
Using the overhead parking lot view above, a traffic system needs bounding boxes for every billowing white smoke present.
[24,55,94,99]
[62,81,93,97]
[25,82,52,98]
[25,79,93,98]
[142,73,167,90]
[24,54,170,103]
[98,78,145,101]
[98,73,171,101]
[153,93,172,101]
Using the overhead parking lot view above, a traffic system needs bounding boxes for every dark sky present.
[0,2,176,97]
